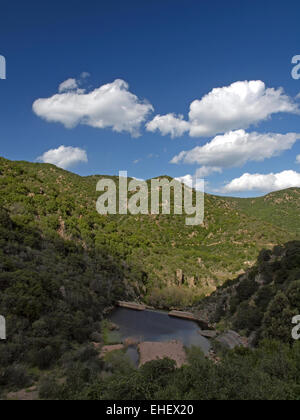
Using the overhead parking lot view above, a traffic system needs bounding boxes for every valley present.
[1,156,300,400]
[0,156,297,306]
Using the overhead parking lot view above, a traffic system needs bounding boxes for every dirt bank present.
[138,340,187,368]
[100,344,124,357]
[116,301,146,311]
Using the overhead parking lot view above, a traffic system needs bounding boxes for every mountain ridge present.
[1,156,300,399]
[0,156,299,307]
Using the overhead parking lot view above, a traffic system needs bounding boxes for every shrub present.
[234,302,263,333]
[236,278,259,303]
[0,365,32,389]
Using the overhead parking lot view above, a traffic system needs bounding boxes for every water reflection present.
[108,307,211,355]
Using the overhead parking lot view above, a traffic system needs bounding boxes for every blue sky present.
[1,0,300,196]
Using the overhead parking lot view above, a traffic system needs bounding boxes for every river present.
[107,307,211,365]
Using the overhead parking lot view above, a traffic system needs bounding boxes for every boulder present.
[216,330,248,349]
[175,269,184,286]
[186,276,196,288]
[199,330,217,339]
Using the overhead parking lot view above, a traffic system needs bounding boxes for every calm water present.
[108,307,211,355]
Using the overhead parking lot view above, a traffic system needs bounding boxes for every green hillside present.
[0,156,299,307]
[226,188,300,236]
[1,156,300,400]
[0,204,145,396]
[195,241,300,345]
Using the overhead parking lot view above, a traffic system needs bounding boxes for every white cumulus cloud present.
[146,113,190,138]
[174,175,205,191]
[171,130,300,175]
[147,81,299,138]
[188,80,299,137]
[37,145,88,169]
[193,166,223,177]
[296,155,300,164]
[80,72,91,79]
[58,78,79,93]
[220,170,300,193]
[33,79,153,137]
[175,169,207,191]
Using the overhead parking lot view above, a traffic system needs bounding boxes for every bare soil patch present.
[100,344,124,357]
[138,340,187,368]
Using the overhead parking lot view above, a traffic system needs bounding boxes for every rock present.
[59,286,66,298]
[90,332,102,343]
[93,342,102,350]
[117,301,146,311]
[248,331,257,347]
[199,330,217,339]
[255,273,266,285]
[124,337,140,346]
[186,276,195,288]
[207,350,221,364]
[169,310,199,321]
[108,322,119,331]
[100,344,124,357]
[175,269,184,286]
[216,330,248,349]
[103,306,114,315]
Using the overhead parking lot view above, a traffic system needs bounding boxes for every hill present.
[195,240,300,346]
[0,156,299,308]
[0,203,145,395]
[226,188,300,236]
[1,156,300,399]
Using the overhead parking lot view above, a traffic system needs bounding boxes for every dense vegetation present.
[196,241,300,346]
[26,241,300,401]
[228,188,300,236]
[28,340,300,401]
[0,207,142,396]
[1,156,300,400]
[0,157,297,306]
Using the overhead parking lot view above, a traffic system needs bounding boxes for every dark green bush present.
[0,365,33,389]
